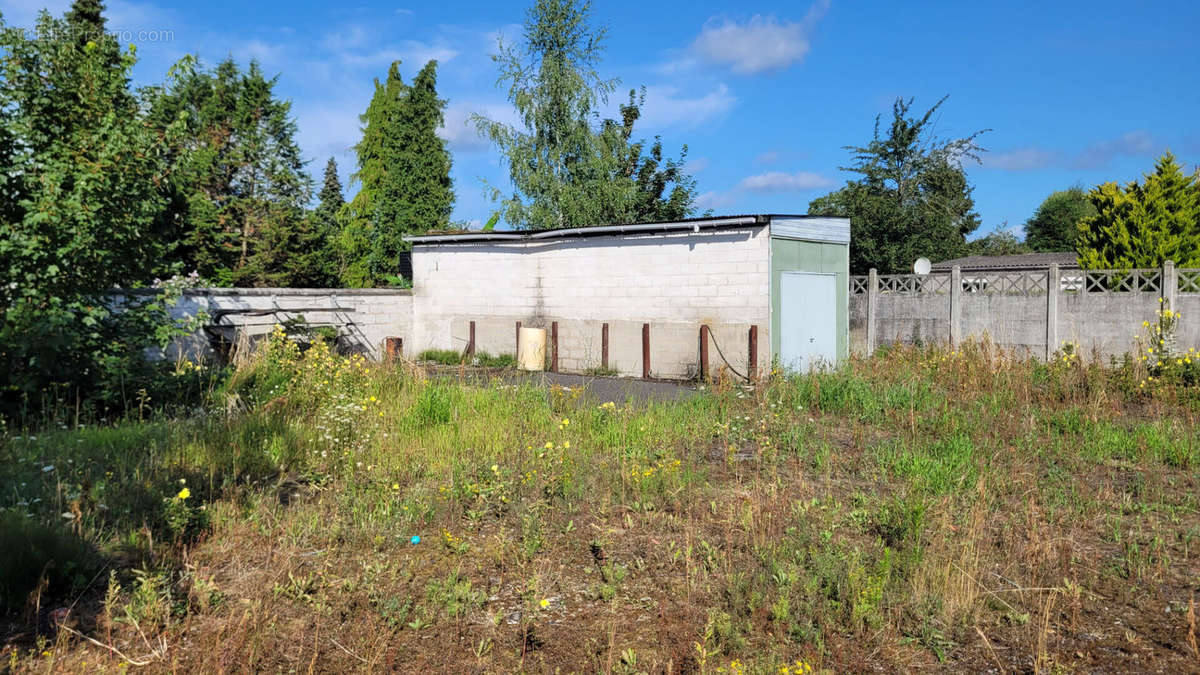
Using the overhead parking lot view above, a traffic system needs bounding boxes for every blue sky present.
[3,0,1198,237]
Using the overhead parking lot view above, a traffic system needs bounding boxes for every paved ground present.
[423,366,699,404]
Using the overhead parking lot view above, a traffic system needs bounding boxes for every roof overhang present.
[404,215,768,245]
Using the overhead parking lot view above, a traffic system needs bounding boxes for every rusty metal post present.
[384,337,403,362]
[515,321,521,355]
[699,325,710,381]
[748,325,758,381]
[551,321,559,372]
[642,323,651,379]
[601,323,609,370]
[466,320,476,358]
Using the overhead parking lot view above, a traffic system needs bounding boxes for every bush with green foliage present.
[1023,187,1096,253]
[1077,152,1200,269]
[809,96,987,274]
[473,0,698,230]
[0,5,202,421]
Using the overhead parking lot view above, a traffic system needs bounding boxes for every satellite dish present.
[913,257,932,275]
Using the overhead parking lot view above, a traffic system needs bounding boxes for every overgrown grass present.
[2,336,1198,672]
[417,348,517,368]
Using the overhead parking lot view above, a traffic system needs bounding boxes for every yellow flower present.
[176,487,191,500]
[539,598,549,609]
[562,441,570,449]
[545,441,554,449]
[561,418,570,426]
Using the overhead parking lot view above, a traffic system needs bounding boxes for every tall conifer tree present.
[1077,152,1200,269]
[340,60,453,286]
[145,57,314,286]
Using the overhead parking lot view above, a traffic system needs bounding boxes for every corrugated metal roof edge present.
[404,214,842,244]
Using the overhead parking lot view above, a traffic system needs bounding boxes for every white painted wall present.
[411,226,772,378]
[166,288,413,360]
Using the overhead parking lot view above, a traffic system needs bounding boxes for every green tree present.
[1077,152,1200,269]
[966,230,1030,257]
[473,0,697,230]
[144,56,314,286]
[340,60,453,287]
[1023,187,1096,252]
[809,96,987,274]
[299,157,344,287]
[0,3,180,411]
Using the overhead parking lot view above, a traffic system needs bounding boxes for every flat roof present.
[404,214,836,244]
[931,251,1080,271]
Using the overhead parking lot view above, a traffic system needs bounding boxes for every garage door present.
[780,271,837,372]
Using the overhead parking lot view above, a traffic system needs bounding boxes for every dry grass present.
[2,335,1199,673]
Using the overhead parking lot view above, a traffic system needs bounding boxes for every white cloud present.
[738,171,832,192]
[439,101,517,152]
[636,84,736,129]
[983,147,1057,171]
[0,0,69,26]
[696,190,737,210]
[105,0,174,32]
[233,39,287,67]
[685,157,710,173]
[294,102,365,166]
[755,150,780,165]
[980,131,1161,172]
[689,2,829,75]
[1072,130,1157,169]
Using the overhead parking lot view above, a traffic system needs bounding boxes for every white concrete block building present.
[406,214,850,379]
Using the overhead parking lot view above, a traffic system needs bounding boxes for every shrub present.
[0,512,100,611]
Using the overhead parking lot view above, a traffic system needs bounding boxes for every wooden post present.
[699,325,710,381]
[1045,264,1059,361]
[642,323,651,379]
[866,268,879,356]
[950,265,962,348]
[748,325,758,381]
[515,321,521,355]
[384,337,403,361]
[551,321,559,372]
[601,323,609,370]
[466,320,476,358]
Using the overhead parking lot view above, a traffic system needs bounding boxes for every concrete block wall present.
[872,295,951,347]
[961,295,1045,356]
[413,227,771,379]
[167,288,413,361]
[850,268,1200,359]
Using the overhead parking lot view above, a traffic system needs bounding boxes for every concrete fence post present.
[949,265,962,348]
[1046,264,1060,361]
[866,268,879,356]
[1163,260,1177,309]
